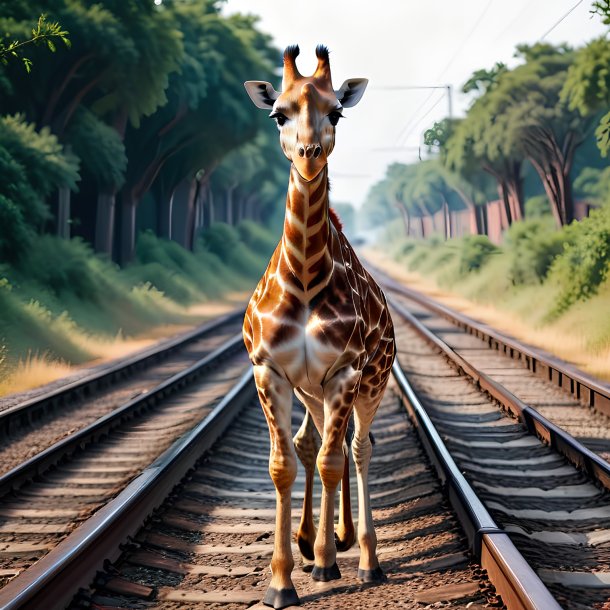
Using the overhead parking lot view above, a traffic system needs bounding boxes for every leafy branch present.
[591,0,610,24]
[0,14,70,73]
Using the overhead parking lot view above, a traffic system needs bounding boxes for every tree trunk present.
[95,190,116,255]
[393,201,411,236]
[477,204,488,236]
[57,186,71,239]
[157,193,173,239]
[208,189,215,225]
[497,182,512,229]
[419,215,425,238]
[225,182,238,225]
[120,191,138,265]
[453,186,480,235]
[171,177,198,250]
[443,200,450,240]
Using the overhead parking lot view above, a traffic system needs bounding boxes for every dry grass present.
[365,248,610,382]
[0,293,250,398]
[0,353,73,396]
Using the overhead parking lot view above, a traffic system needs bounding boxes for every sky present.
[222,0,607,208]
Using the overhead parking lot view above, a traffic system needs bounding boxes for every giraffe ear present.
[244,81,280,109]
[335,78,368,108]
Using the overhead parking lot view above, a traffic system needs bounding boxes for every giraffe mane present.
[329,207,343,231]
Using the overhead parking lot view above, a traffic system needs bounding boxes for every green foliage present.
[457,235,498,275]
[574,166,610,203]
[199,223,268,278]
[592,0,610,24]
[66,109,126,188]
[562,36,610,157]
[596,110,610,156]
[20,235,101,300]
[237,220,277,258]
[0,14,70,72]
[524,195,552,218]
[0,114,79,261]
[505,218,566,285]
[549,204,610,314]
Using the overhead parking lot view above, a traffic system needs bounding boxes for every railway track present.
[3,368,542,610]
[1,268,609,608]
[0,314,560,609]
[0,309,244,476]
[373,269,610,609]
[0,311,249,595]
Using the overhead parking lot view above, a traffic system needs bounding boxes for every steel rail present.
[0,308,244,437]
[374,267,610,417]
[390,296,610,491]
[392,362,561,610]
[0,370,256,610]
[0,333,245,498]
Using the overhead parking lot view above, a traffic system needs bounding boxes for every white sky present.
[223,0,607,207]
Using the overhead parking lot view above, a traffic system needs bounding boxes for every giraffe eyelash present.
[269,112,288,126]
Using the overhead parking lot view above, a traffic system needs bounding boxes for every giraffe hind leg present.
[335,438,356,552]
[293,410,319,561]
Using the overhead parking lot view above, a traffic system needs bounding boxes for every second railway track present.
[0,312,249,594]
[375,267,610,609]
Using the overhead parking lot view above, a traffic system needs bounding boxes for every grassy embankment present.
[0,221,276,396]
[370,204,610,381]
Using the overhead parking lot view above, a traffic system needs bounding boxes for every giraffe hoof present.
[358,566,387,583]
[312,562,341,581]
[263,586,300,609]
[334,529,356,552]
[297,535,315,561]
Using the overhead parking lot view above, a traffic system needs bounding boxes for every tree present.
[562,36,610,157]
[489,44,592,227]
[0,114,79,259]
[116,5,279,262]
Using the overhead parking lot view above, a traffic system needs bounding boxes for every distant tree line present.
[0,0,288,265]
[363,7,610,240]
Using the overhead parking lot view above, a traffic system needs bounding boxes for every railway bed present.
[0,311,244,475]
[0,332,249,594]
[68,382,499,610]
[383,279,610,609]
[2,272,610,608]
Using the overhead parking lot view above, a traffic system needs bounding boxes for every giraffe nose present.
[298,144,322,159]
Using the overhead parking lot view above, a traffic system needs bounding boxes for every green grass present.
[383,206,610,379]
[0,222,272,379]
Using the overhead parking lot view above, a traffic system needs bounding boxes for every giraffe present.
[243,44,395,609]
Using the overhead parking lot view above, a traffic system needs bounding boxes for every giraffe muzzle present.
[298,144,322,159]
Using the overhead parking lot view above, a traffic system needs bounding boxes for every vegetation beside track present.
[371,197,610,380]
[0,220,275,396]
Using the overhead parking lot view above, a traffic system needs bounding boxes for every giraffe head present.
[244,45,368,181]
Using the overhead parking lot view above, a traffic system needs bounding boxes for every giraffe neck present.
[281,164,333,301]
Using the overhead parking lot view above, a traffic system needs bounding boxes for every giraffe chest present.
[249,297,364,387]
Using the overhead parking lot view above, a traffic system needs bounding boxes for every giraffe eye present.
[270,112,287,126]
[328,111,343,126]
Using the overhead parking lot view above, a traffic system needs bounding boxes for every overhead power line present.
[393,0,494,146]
[540,0,585,40]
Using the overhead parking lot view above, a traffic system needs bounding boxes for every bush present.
[505,218,566,285]
[199,223,267,278]
[237,220,277,257]
[525,195,552,218]
[549,204,610,314]
[457,235,498,275]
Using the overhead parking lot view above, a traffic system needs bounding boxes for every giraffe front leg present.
[352,402,386,583]
[293,411,320,561]
[253,365,300,609]
[312,367,361,582]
